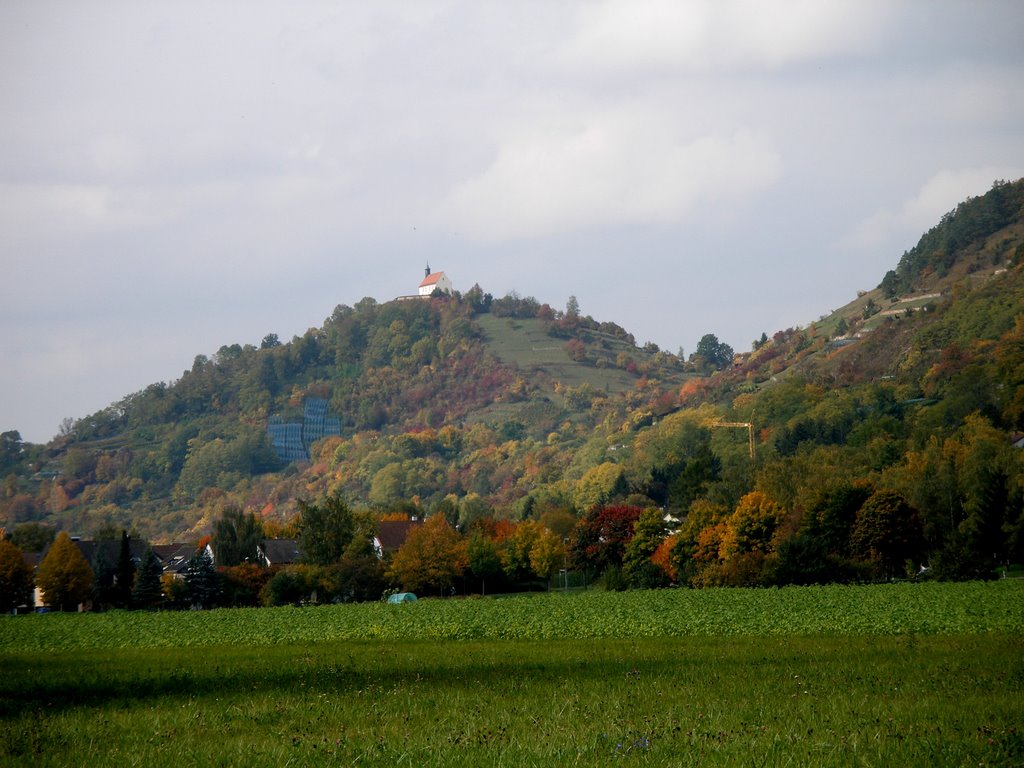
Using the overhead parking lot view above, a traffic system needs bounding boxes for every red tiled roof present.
[419,271,445,288]
[376,520,423,552]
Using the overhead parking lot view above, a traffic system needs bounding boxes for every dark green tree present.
[851,490,924,578]
[880,269,900,299]
[803,482,873,558]
[565,295,580,318]
[211,507,264,567]
[114,531,136,608]
[467,533,502,596]
[91,545,116,611]
[0,431,26,474]
[261,567,320,607]
[184,549,221,609]
[132,548,164,609]
[9,522,55,553]
[691,334,734,371]
[297,494,356,566]
[668,445,721,513]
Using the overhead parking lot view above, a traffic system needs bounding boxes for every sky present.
[2,1,1023,444]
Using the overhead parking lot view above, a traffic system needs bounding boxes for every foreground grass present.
[2,583,1022,766]
[2,635,1021,767]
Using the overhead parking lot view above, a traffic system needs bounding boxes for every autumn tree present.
[0,538,34,611]
[220,563,274,607]
[574,463,628,511]
[261,566,322,607]
[37,532,94,611]
[568,505,642,576]
[501,520,543,582]
[622,507,669,589]
[387,514,467,595]
[718,492,786,560]
[651,533,680,583]
[529,527,566,587]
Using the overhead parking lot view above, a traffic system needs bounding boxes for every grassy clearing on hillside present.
[476,314,641,394]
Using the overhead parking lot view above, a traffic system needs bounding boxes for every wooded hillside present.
[3,179,1023,589]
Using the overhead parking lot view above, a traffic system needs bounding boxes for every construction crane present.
[710,421,755,459]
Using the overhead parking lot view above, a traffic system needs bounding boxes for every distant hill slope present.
[2,178,1022,554]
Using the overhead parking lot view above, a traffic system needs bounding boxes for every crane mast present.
[710,421,755,459]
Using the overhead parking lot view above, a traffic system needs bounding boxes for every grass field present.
[2,583,1022,766]
[476,314,645,394]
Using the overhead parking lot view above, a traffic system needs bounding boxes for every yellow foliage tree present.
[37,532,93,611]
[529,527,566,584]
[386,514,467,595]
[573,462,626,510]
[718,491,786,560]
[0,538,35,611]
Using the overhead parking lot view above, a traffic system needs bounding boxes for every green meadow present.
[2,583,1022,766]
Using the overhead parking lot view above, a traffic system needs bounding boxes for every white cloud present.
[439,113,782,241]
[563,0,888,73]
[843,167,1024,252]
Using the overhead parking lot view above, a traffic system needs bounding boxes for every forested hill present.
[3,179,1024,581]
[0,286,691,540]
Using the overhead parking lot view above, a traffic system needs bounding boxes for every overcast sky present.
[3,1,1023,443]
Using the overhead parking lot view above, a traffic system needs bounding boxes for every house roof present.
[260,538,302,565]
[38,537,199,574]
[152,543,197,574]
[62,538,150,568]
[419,271,446,288]
[375,520,423,552]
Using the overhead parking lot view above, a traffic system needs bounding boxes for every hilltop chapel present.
[418,264,453,297]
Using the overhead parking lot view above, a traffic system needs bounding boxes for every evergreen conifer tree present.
[184,549,220,609]
[114,530,136,608]
[132,548,164,609]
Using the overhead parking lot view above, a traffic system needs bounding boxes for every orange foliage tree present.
[37,532,93,611]
[386,514,467,595]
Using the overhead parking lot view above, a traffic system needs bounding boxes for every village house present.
[374,519,424,558]
[257,538,302,567]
